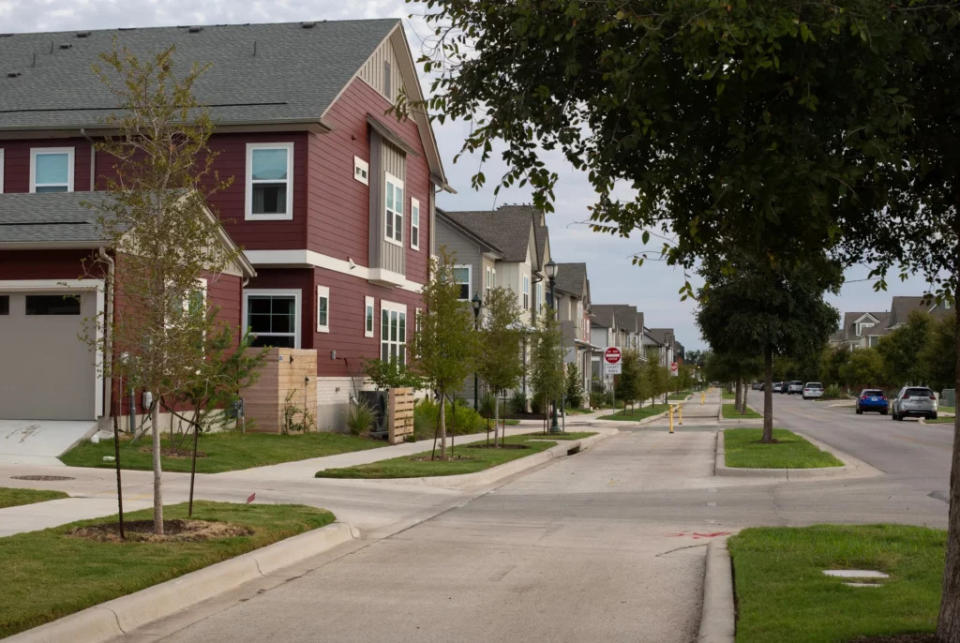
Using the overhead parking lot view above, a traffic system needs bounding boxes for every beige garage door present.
[0,291,98,420]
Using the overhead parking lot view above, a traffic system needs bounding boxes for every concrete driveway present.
[0,419,96,466]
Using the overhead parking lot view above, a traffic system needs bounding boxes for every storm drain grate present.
[566,445,581,456]
[10,475,75,481]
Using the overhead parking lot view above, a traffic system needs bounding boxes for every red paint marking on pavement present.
[246,492,256,504]
[692,532,731,539]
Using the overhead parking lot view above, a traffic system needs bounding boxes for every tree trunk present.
[494,393,501,447]
[438,390,447,461]
[112,411,124,540]
[937,277,960,642]
[735,378,742,414]
[151,398,164,535]
[762,347,774,443]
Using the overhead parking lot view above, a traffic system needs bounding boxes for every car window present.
[906,388,933,396]
[862,389,883,396]
[806,382,822,388]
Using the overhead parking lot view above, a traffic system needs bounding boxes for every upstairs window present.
[364,296,375,338]
[410,197,420,250]
[246,143,293,220]
[535,282,543,314]
[316,285,330,334]
[385,172,403,245]
[30,148,74,193]
[522,275,530,310]
[354,156,369,185]
[453,265,471,300]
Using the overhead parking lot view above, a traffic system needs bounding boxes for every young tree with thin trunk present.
[85,46,240,535]
[412,252,477,460]
[531,314,565,425]
[476,287,524,447]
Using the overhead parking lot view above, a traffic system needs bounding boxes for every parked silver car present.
[787,380,804,395]
[891,386,938,421]
[802,382,824,399]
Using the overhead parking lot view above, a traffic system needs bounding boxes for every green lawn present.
[0,487,69,509]
[724,428,843,468]
[522,431,597,440]
[722,390,735,400]
[926,416,955,424]
[729,524,945,642]
[668,391,692,401]
[597,404,670,422]
[315,434,577,478]
[938,404,955,414]
[721,404,762,419]
[60,431,386,473]
[0,501,333,638]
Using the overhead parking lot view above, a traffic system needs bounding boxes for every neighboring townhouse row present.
[588,305,680,392]
[829,295,952,351]
[0,20,449,428]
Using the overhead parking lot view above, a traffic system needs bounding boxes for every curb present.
[6,521,355,643]
[697,539,735,643]
[415,431,614,490]
[714,429,882,479]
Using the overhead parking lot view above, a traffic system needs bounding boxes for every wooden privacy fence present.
[388,387,415,444]
[241,348,317,433]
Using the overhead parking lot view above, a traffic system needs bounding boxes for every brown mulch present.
[851,635,938,642]
[68,519,252,543]
[466,443,530,450]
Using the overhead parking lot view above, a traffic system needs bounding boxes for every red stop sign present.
[604,347,622,364]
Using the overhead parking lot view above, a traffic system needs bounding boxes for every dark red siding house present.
[0,20,449,430]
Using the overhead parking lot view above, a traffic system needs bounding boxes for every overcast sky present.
[1,0,935,351]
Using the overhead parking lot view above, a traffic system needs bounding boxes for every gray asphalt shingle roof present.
[592,304,642,333]
[0,20,397,131]
[554,262,586,297]
[0,191,114,243]
[442,206,537,263]
[888,296,930,328]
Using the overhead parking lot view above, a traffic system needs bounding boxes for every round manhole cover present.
[10,475,75,481]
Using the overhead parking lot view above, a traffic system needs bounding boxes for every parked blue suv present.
[856,389,888,415]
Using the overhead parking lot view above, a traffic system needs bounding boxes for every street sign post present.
[604,347,622,375]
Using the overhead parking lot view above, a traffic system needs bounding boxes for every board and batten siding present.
[357,31,402,104]
[367,132,407,276]
[435,217,483,297]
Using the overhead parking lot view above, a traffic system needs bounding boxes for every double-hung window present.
[30,148,74,193]
[453,265,471,300]
[385,172,403,245]
[522,275,530,310]
[244,289,300,348]
[246,143,293,220]
[535,282,543,314]
[485,267,496,294]
[380,301,407,366]
[410,197,420,250]
[364,296,375,338]
[316,285,330,333]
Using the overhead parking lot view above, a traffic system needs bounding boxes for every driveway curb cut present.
[6,521,355,643]
[697,539,735,643]
[714,429,882,479]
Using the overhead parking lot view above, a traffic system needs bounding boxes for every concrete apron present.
[0,419,97,466]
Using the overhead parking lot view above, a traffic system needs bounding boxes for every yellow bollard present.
[678,403,683,425]
[701,392,705,405]
[669,404,675,433]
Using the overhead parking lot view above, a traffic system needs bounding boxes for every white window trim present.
[522,275,530,310]
[30,147,74,193]
[410,197,421,251]
[380,299,408,365]
[0,148,4,193]
[454,264,472,301]
[364,296,375,338]
[245,142,294,221]
[354,156,369,185]
[384,171,404,247]
[316,285,330,333]
[242,288,301,348]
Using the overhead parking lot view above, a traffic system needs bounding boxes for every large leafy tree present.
[877,311,934,388]
[417,2,960,635]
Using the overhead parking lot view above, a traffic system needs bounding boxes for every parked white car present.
[802,382,824,399]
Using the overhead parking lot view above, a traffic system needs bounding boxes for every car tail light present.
[930,394,937,400]
[903,394,910,399]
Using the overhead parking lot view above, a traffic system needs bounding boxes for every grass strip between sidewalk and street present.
[724,428,843,469]
[668,391,692,400]
[722,390,735,400]
[60,431,385,473]
[729,524,945,642]
[315,433,596,479]
[597,404,669,422]
[0,501,334,638]
[721,404,762,420]
[0,487,69,509]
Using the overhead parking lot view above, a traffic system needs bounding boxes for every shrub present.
[346,399,376,436]
[590,389,614,408]
[509,391,527,415]
[821,384,846,400]
[414,398,487,440]
[565,363,584,408]
[479,392,497,418]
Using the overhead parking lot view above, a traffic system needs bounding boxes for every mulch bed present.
[466,443,530,450]
[852,635,939,642]
[68,519,252,543]
[138,447,207,459]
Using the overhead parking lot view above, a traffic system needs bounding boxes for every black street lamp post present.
[472,293,482,411]
[545,260,560,433]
